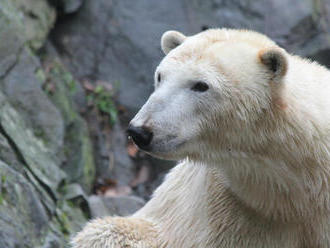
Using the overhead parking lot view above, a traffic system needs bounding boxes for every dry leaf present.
[127,140,138,157]
[83,80,95,91]
[95,80,113,92]
[104,185,132,197]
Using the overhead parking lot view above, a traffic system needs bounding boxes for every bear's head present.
[128,29,288,161]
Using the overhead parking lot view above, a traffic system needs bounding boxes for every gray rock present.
[2,0,56,50]
[0,0,93,247]
[109,121,134,185]
[0,0,64,163]
[0,91,66,194]
[88,195,145,218]
[51,0,155,116]
[0,65,90,246]
[102,195,145,217]
[49,0,84,14]
[86,112,134,186]
[0,160,49,247]
[0,132,23,173]
[88,195,111,218]
[1,48,65,161]
[41,46,96,192]
[64,183,88,202]
[0,18,23,79]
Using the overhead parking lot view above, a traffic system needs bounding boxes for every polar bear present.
[71,28,330,247]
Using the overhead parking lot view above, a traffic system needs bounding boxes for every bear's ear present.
[161,30,186,55]
[259,48,288,80]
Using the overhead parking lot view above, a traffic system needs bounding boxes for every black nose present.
[127,125,153,148]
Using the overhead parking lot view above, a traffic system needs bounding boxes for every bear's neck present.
[213,152,330,222]
[203,103,330,222]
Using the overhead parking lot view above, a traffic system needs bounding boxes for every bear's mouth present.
[137,135,186,159]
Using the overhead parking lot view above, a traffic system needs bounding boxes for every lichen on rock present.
[0,0,94,246]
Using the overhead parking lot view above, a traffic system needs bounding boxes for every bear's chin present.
[145,150,185,161]
[139,140,188,161]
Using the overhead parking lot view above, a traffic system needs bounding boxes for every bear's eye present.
[191,81,209,92]
[157,73,161,83]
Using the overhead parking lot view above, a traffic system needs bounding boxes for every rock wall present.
[0,0,93,247]
[0,0,330,247]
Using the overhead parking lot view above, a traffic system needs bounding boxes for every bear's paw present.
[71,217,158,248]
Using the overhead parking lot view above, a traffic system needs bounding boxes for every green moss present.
[0,174,7,205]
[63,71,77,94]
[35,68,46,83]
[59,212,70,235]
[0,193,6,206]
[81,134,96,189]
[55,199,88,238]
[90,85,118,125]
[1,174,6,185]
[52,84,78,123]
[50,61,77,95]
[42,59,96,191]
[61,120,95,191]
[46,61,78,123]
[55,203,71,237]
[0,189,4,205]
[33,128,47,141]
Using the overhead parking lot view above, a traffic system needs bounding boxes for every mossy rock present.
[0,91,66,194]
[0,0,56,50]
[0,160,56,247]
[42,57,96,192]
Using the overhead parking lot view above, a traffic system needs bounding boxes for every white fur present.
[72,29,330,248]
